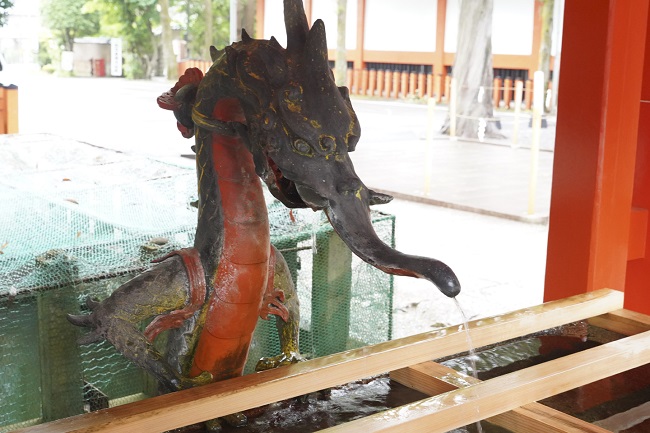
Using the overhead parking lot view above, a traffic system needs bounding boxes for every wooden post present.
[503,78,513,108]
[368,69,376,96]
[493,77,502,108]
[38,285,85,421]
[384,70,392,98]
[0,86,6,134]
[444,75,451,102]
[360,68,369,95]
[376,69,384,97]
[395,71,409,98]
[353,69,361,95]
[417,73,425,99]
[312,230,352,357]
[392,70,400,98]
[525,79,533,110]
[408,72,416,97]
[6,85,18,134]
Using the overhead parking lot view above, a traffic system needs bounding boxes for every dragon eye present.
[320,136,336,152]
[293,139,312,155]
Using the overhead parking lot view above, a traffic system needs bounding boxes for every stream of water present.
[453,297,484,433]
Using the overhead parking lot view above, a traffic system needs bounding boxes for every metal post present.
[528,71,544,215]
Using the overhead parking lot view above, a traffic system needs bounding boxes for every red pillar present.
[625,7,650,315]
[544,1,649,308]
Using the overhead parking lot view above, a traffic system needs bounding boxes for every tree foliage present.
[0,0,13,27]
[86,0,159,78]
[42,0,100,51]
[40,0,234,79]
[186,0,230,59]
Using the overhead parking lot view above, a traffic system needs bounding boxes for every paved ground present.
[14,73,553,336]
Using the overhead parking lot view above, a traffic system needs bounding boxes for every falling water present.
[453,297,484,433]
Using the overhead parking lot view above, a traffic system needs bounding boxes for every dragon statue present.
[68,0,460,430]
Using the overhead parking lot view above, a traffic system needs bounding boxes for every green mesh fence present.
[0,134,394,431]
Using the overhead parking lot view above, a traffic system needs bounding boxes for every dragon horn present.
[304,19,329,73]
[241,28,252,42]
[209,46,222,62]
[86,297,101,310]
[284,0,309,53]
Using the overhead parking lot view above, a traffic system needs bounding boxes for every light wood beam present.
[324,330,650,432]
[391,362,612,433]
[15,289,623,433]
[589,308,650,336]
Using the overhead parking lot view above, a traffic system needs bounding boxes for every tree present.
[202,0,213,59]
[442,0,503,139]
[89,0,158,78]
[334,0,347,86]
[0,0,13,27]
[42,0,100,51]
[185,0,229,59]
[159,0,178,79]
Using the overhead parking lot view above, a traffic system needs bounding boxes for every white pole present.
[528,71,544,216]
[512,80,523,147]
[424,98,436,195]
[230,0,238,43]
[449,77,457,140]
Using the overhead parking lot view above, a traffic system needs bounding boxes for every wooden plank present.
[589,308,650,336]
[15,289,623,433]
[322,330,650,433]
[391,362,612,433]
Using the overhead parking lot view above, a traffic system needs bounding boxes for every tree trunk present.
[538,0,554,112]
[159,0,178,80]
[238,0,256,38]
[442,0,503,139]
[334,0,347,87]
[203,0,214,59]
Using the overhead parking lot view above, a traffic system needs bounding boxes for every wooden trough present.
[14,288,650,433]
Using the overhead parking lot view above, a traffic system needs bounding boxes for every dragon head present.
[160,0,461,298]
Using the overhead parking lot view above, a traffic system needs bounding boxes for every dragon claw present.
[259,289,290,321]
[179,371,214,390]
[255,351,303,372]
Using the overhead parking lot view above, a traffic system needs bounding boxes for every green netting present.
[0,134,394,430]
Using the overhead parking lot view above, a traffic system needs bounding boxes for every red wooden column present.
[353,0,366,72]
[434,0,447,76]
[544,0,649,306]
[255,0,265,38]
[625,9,650,316]
[529,0,543,77]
